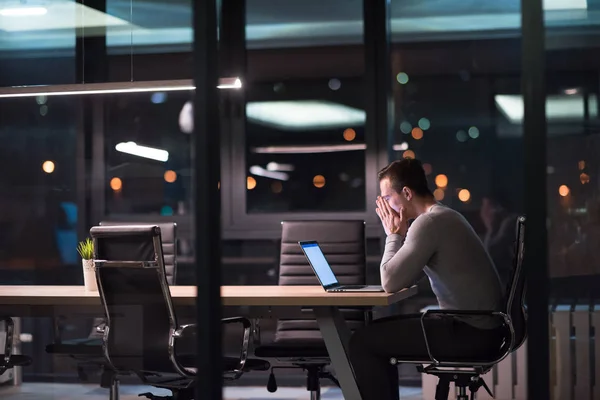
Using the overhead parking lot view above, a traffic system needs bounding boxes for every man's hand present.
[376,197,408,237]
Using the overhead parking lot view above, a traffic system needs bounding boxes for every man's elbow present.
[380,270,402,293]
[382,280,399,293]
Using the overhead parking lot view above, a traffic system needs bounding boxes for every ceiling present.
[0,0,599,54]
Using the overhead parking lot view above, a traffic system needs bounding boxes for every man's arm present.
[380,214,438,293]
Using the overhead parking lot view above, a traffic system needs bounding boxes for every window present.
[104,91,193,216]
[0,96,78,277]
[226,0,368,230]
[389,1,523,288]
[245,79,366,212]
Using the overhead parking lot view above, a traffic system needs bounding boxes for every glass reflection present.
[105,91,192,215]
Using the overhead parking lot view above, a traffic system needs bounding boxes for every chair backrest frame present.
[90,225,190,379]
[99,221,178,285]
[504,215,527,352]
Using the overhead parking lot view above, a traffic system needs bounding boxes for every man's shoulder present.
[428,204,462,219]
[426,205,471,227]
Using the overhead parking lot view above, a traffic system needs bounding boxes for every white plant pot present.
[82,259,98,292]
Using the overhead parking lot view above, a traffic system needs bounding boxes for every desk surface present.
[0,285,416,307]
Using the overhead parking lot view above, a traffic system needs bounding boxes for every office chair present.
[391,216,527,400]
[99,222,178,284]
[254,220,368,399]
[92,225,269,400]
[0,317,32,376]
[46,222,178,385]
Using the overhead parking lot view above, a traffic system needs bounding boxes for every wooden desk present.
[0,285,416,400]
[0,285,415,307]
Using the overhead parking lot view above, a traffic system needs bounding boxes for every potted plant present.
[77,238,97,291]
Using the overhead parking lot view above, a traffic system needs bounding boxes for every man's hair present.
[378,158,433,197]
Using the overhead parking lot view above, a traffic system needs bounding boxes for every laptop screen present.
[299,241,339,289]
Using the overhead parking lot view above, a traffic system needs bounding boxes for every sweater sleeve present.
[380,214,438,293]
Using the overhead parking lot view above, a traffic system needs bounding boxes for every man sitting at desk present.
[349,159,505,400]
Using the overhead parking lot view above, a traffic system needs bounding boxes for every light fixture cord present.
[130,0,134,82]
[82,0,85,83]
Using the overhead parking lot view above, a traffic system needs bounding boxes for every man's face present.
[379,178,408,213]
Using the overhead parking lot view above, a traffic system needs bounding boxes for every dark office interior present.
[0,0,599,399]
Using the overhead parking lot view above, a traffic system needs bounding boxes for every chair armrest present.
[1,317,14,365]
[221,317,251,380]
[96,324,106,335]
[419,310,514,366]
[250,319,261,346]
[173,324,196,338]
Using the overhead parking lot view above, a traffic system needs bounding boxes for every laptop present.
[299,241,384,292]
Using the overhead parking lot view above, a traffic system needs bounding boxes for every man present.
[349,159,505,400]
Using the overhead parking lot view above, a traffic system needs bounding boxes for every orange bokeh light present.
[402,150,415,159]
[313,175,326,188]
[110,177,122,192]
[580,173,590,184]
[343,128,356,141]
[458,189,471,202]
[435,174,448,188]
[164,170,177,183]
[42,160,55,174]
[411,127,424,140]
[247,176,257,190]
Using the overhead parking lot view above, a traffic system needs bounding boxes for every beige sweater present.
[381,204,504,328]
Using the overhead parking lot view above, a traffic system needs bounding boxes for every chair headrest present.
[90,225,160,238]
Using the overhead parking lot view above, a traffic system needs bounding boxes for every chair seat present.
[255,341,329,359]
[46,338,103,357]
[394,345,507,365]
[1,355,32,368]
[176,355,270,374]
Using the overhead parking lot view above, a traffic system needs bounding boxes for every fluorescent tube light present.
[392,142,409,151]
[252,144,366,154]
[0,78,241,98]
[217,77,242,89]
[249,165,289,181]
[543,0,587,11]
[495,94,598,123]
[0,7,47,16]
[115,142,169,162]
[266,162,295,172]
[246,100,365,131]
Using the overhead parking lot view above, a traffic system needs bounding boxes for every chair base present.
[139,387,195,400]
[417,365,493,400]
[267,364,339,399]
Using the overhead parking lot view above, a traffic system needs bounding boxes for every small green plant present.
[77,238,94,260]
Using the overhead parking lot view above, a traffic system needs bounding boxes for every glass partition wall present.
[0,0,572,398]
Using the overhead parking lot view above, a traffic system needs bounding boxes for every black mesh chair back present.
[276,220,367,341]
[504,216,527,351]
[91,225,185,377]
[100,222,177,285]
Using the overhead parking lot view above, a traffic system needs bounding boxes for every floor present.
[0,383,424,399]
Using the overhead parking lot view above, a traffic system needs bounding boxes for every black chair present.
[46,222,179,385]
[1,317,32,376]
[254,220,368,399]
[392,216,527,400]
[100,222,178,285]
[91,225,269,400]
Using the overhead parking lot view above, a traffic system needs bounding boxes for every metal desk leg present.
[314,306,362,400]
[12,317,21,387]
